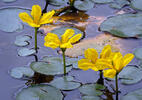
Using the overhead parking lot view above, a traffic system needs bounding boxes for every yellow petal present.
[39,10,55,24]
[61,29,75,43]
[44,42,59,49]
[60,42,73,48]
[103,69,116,78]
[100,45,111,59]
[113,55,123,72]
[123,53,134,67]
[19,12,39,27]
[31,5,42,24]
[69,33,82,44]
[95,59,113,70]
[78,59,94,71]
[44,33,60,44]
[84,48,98,64]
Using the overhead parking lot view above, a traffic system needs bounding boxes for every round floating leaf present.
[14,35,31,47]
[121,88,142,100]
[82,96,102,100]
[10,67,34,79]
[131,0,142,11]
[134,48,142,60]
[48,0,66,6]
[79,84,105,96]
[16,85,63,100]
[0,7,30,33]
[2,0,16,3]
[49,76,81,90]
[91,0,113,4]
[110,0,130,9]
[119,65,142,84]
[74,0,94,11]
[18,48,36,57]
[51,26,83,38]
[100,14,142,38]
[30,59,72,75]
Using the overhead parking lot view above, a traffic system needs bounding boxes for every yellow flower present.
[78,45,112,71]
[19,5,55,27]
[44,29,82,49]
[103,52,134,78]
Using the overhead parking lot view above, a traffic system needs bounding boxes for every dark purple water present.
[0,0,142,100]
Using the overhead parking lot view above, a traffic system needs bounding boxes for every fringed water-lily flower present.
[103,52,134,78]
[19,5,55,27]
[44,29,82,75]
[44,29,82,49]
[78,45,112,71]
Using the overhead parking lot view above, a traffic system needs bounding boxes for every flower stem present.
[62,49,66,75]
[34,28,38,53]
[115,74,118,100]
[97,70,104,85]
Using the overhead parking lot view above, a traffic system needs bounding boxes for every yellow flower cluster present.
[44,29,82,49]
[19,5,55,27]
[78,45,134,78]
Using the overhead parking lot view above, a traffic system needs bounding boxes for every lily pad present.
[60,34,121,57]
[51,26,84,38]
[134,48,142,60]
[119,65,142,84]
[48,0,66,6]
[121,88,142,100]
[131,0,142,11]
[100,14,142,38]
[10,67,34,79]
[2,0,16,3]
[79,84,105,96]
[16,85,63,100]
[74,0,94,11]
[30,58,72,75]
[43,56,79,69]
[18,48,36,57]
[82,96,102,100]
[49,76,81,90]
[110,0,130,9]
[0,7,30,33]
[14,35,31,47]
[91,0,113,4]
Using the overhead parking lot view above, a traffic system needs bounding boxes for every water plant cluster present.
[2,0,142,100]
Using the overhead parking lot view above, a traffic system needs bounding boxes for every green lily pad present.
[91,0,113,4]
[82,96,102,100]
[48,0,66,6]
[121,88,142,100]
[51,26,83,38]
[110,0,130,9]
[131,0,142,11]
[119,65,142,84]
[49,76,81,90]
[0,7,30,33]
[14,35,31,47]
[43,56,78,69]
[16,85,63,100]
[18,48,36,57]
[79,84,105,96]
[100,14,142,38]
[10,67,34,79]
[74,0,94,11]
[2,0,16,3]
[134,48,142,60]
[30,58,72,75]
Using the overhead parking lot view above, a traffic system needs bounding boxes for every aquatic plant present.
[19,5,55,52]
[44,29,82,75]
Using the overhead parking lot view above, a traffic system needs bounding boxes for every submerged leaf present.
[18,48,36,57]
[110,0,130,9]
[131,0,142,11]
[134,48,142,60]
[91,0,113,4]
